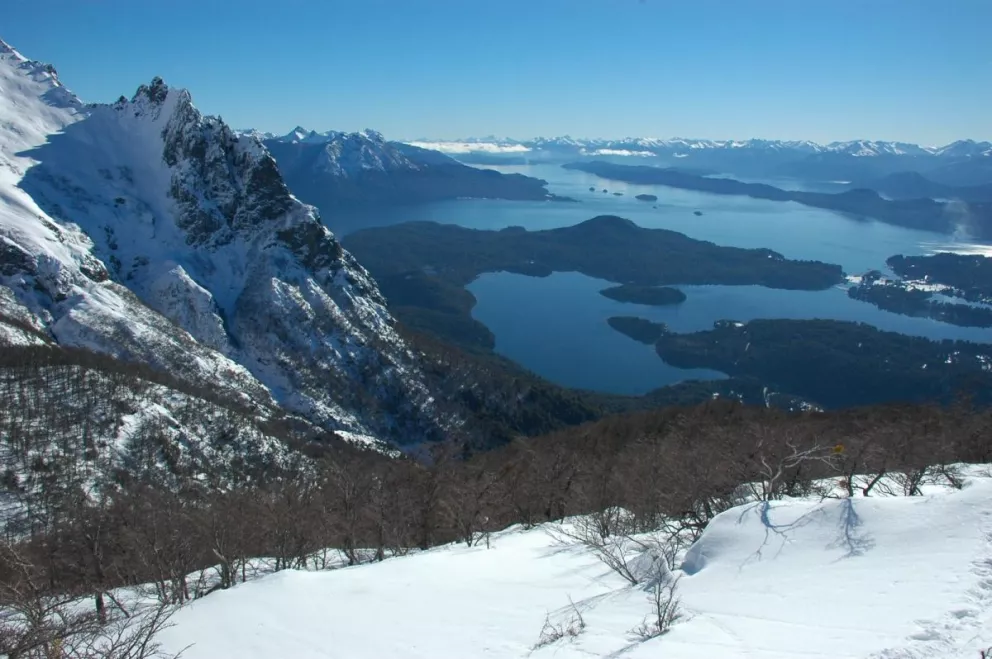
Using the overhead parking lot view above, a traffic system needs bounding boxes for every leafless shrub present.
[66,600,185,659]
[549,511,644,585]
[893,463,967,496]
[629,573,682,641]
[532,596,586,649]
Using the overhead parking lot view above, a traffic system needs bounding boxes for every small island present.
[600,284,686,306]
[607,317,667,344]
[612,192,623,196]
[694,210,703,216]
[589,186,596,192]
[635,194,658,202]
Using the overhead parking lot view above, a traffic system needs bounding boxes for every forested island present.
[343,216,844,350]
[600,284,686,306]
[635,193,658,202]
[564,160,992,238]
[607,317,668,343]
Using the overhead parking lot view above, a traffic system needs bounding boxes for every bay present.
[332,163,992,393]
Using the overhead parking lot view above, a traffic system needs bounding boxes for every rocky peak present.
[133,76,170,105]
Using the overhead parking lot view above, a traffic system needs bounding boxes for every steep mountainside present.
[259,128,565,208]
[0,38,443,445]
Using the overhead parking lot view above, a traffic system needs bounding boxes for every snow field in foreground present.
[156,472,992,658]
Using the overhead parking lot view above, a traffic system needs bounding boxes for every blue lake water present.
[332,164,992,394]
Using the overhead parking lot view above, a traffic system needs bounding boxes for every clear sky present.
[3,0,990,144]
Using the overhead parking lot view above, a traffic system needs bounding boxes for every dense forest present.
[887,253,992,302]
[847,254,992,328]
[848,272,992,328]
[652,318,992,408]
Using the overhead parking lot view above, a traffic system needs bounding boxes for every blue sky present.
[3,0,990,144]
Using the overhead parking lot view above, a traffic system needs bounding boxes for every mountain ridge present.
[0,37,446,446]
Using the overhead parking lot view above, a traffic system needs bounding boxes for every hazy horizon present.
[4,0,991,145]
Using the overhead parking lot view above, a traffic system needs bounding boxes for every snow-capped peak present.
[279,125,312,142]
[935,139,992,158]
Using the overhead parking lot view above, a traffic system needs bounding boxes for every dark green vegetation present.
[848,254,992,328]
[565,160,992,239]
[600,284,686,306]
[635,193,658,202]
[888,253,992,302]
[650,318,992,409]
[342,216,843,350]
[607,317,667,344]
[848,271,992,328]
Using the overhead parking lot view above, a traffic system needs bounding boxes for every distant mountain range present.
[408,135,992,159]
[407,136,992,187]
[236,127,568,207]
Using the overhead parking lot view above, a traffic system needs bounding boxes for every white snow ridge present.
[155,473,992,659]
[0,38,440,444]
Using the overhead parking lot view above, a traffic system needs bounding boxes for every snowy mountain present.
[259,128,564,208]
[416,135,984,158]
[0,38,444,445]
[415,135,992,185]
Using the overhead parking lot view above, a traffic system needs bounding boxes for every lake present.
[332,163,992,395]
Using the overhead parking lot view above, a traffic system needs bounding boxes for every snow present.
[404,140,532,154]
[582,148,655,157]
[156,474,992,659]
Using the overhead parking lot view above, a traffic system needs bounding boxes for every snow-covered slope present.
[0,38,440,443]
[156,475,992,658]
